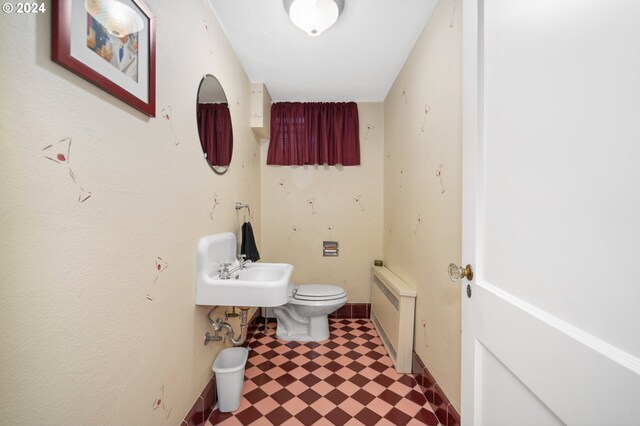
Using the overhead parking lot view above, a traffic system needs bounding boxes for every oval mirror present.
[197,75,233,175]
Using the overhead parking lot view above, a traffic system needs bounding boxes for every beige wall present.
[0,1,260,424]
[383,0,462,409]
[260,103,384,302]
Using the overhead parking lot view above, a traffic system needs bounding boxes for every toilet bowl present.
[273,284,348,342]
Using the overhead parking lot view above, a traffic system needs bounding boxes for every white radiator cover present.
[370,266,417,373]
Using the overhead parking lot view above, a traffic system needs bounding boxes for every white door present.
[460,1,640,425]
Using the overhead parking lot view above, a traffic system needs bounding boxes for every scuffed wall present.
[0,0,260,424]
[383,0,462,409]
[260,103,384,303]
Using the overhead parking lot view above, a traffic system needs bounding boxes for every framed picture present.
[52,0,156,117]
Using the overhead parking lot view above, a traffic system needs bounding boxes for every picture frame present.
[52,0,156,117]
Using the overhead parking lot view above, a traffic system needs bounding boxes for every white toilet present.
[273,284,348,342]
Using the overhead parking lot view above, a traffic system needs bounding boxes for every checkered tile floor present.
[207,319,441,425]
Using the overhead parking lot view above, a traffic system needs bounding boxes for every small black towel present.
[241,222,260,262]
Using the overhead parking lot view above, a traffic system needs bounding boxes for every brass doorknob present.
[448,263,473,282]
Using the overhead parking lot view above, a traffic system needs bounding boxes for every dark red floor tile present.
[406,389,428,405]
[432,388,444,406]
[244,388,268,404]
[343,333,357,341]
[351,389,375,405]
[251,373,271,386]
[373,374,394,388]
[256,360,275,371]
[324,341,340,349]
[324,388,349,405]
[324,350,341,360]
[298,388,322,405]
[282,349,299,359]
[346,361,366,372]
[398,374,415,387]
[435,407,448,425]
[348,373,369,388]
[300,374,321,387]
[448,404,461,426]
[345,351,361,361]
[304,350,321,360]
[271,388,295,405]
[414,407,440,426]
[265,406,293,424]
[385,407,412,425]
[325,360,342,372]
[344,341,359,349]
[294,406,323,425]
[369,361,388,372]
[207,410,232,424]
[325,373,346,387]
[362,341,378,349]
[235,406,262,425]
[355,407,382,424]
[378,389,403,406]
[301,360,321,372]
[280,360,299,372]
[200,406,213,425]
[275,372,296,387]
[202,377,217,406]
[422,369,436,388]
[326,407,352,425]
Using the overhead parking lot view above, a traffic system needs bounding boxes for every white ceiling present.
[207,0,438,102]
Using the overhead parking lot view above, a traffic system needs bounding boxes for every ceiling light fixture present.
[85,0,144,37]
[283,0,344,37]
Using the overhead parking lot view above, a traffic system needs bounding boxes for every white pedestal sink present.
[196,232,294,307]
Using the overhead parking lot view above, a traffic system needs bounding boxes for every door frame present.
[461,0,481,420]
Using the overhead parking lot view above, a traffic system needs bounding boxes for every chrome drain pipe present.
[205,306,250,347]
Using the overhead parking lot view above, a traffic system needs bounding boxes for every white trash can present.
[212,347,249,412]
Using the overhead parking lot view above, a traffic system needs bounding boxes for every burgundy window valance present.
[267,102,360,166]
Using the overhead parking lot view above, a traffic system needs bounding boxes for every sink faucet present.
[218,262,233,279]
[237,254,252,270]
[218,256,252,280]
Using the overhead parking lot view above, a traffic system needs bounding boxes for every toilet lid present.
[293,284,346,301]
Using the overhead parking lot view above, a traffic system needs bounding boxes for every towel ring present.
[235,202,251,220]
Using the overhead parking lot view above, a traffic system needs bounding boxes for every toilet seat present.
[292,284,346,302]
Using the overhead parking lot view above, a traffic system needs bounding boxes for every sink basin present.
[236,264,289,282]
[196,233,294,307]
[198,262,294,307]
